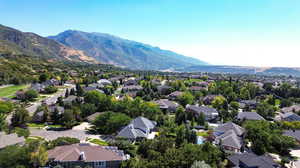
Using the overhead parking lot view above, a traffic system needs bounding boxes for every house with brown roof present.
[48,143,127,168]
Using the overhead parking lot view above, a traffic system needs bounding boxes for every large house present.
[281,104,300,114]
[48,144,127,168]
[228,152,279,168]
[280,112,300,122]
[117,117,156,141]
[283,130,300,143]
[168,91,183,100]
[154,99,179,113]
[237,112,265,121]
[214,122,245,153]
[186,105,219,121]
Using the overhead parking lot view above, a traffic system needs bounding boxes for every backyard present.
[0,85,29,98]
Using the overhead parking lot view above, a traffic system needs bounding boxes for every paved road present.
[26,84,75,115]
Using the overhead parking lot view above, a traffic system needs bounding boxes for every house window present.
[94,161,106,167]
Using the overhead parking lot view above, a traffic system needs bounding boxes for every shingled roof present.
[281,112,300,121]
[48,144,125,162]
[214,122,245,136]
[237,112,265,121]
[117,117,156,140]
[228,152,279,168]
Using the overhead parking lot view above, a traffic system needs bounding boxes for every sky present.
[1,0,300,67]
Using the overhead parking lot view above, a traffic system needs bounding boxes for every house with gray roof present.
[186,105,219,121]
[168,91,183,100]
[228,152,279,168]
[281,104,300,114]
[157,85,172,95]
[238,100,257,110]
[283,130,300,143]
[214,122,245,153]
[117,117,156,141]
[237,112,265,121]
[280,112,300,122]
[154,99,179,113]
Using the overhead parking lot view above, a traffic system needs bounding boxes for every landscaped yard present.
[0,85,29,98]
[196,131,209,137]
[27,123,63,128]
[87,138,109,146]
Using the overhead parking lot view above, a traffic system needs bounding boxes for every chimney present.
[79,152,86,161]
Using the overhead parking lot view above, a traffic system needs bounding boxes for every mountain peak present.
[49,30,208,70]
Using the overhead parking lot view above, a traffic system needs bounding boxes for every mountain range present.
[1,24,300,77]
[0,24,97,63]
[48,30,207,70]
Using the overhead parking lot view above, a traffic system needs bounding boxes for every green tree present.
[178,92,194,107]
[39,73,49,83]
[212,95,227,110]
[240,87,250,100]
[24,89,38,101]
[11,107,29,127]
[29,144,48,168]
[175,106,186,125]
[197,112,206,126]
[191,161,211,168]
[92,112,131,134]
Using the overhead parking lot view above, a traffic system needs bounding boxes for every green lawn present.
[27,123,63,128]
[0,85,29,98]
[196,131,209,137]
[88,138,109,146]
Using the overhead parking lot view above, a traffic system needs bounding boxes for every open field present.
[0,85,29,98]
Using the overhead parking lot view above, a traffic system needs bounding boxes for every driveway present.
[26,84,75,115]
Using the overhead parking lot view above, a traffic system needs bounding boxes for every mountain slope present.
[48,30,207,70]
[0,25,97,63]
[180,65,300,77]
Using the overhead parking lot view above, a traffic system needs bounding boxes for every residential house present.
[237,112,265,121]
[186,105,219,121]
[283,130,300,143]
[202,95,218,105]
[280,112,300,122]
[63,95,79,105]
[227,152,280,168]
[43,79,60,86]
[30,83,46,93]
[189,86,207,92]
[84,86,104,93]
[157,85,172,95]
[48,143,127,168]
[124,79,138,86]
[154,99,179,113]
[281,105,300,114]
[15,90,26,100]
[168,91,183,100]
[117,117,157,141]
[238,100,257,110]
[122,85,143,92]
[32,105,64,123]
[193,81,209,87]
[97,79,112,86]
[214,122,245,153]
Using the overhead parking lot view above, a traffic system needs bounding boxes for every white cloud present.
[162,41,300,67]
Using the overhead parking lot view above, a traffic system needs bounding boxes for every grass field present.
[0,85,29,98]
[87,138,109,146]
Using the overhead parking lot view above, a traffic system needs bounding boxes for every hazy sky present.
[1,0,300,67]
